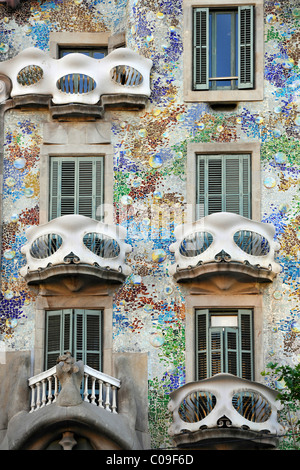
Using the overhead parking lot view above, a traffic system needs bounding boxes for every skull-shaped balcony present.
[20,214,132,290]
[0,47,152,118]
[169,213,281,284]
[168,373,284,450]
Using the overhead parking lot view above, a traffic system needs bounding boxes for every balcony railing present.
[169,212,281,282]
[0,47,152,108]
[29,364,120,413]
[168,373,284,442]
[20,214,132,284]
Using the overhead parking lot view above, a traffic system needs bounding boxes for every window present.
[58,47,107,59]
[45,309,102,371]
[49,156,104,220]
[193,6,253,91]
[183,0,263,103]
[196,309,253,381]
[196,154,251,219]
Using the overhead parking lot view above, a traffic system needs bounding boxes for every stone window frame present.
[34,295,113,377]
[186,141,261,223]
[49,31,126,59]
[39,121,114,225]
[182,0,264,103]
[185,293,263,383]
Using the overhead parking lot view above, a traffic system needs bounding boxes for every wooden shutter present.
[196,310,209,380]
[50,157,104,220]
[225,328,239,376]
[45,310,72,369]
[73,310,102,370]
[209,328,223,376]
[193,8,209,90]
[238,309,253,380]
[238,5,254,89]
[196,154,251,218]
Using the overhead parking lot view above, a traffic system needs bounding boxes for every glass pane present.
[211,315,238,327]
[216,13,232,78]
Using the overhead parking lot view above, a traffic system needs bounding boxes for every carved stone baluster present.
[41,379,47,407]
[105,382,111,411]
[98,379,104,408]
[47,375,53,405]
[111,385,117,414]
[36,381,41,410]
[83,373,89,402]
[30,384,36,412]
[53,374,58,402]
[91,376,96,405]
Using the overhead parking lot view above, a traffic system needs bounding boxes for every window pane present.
[216,13,232,78]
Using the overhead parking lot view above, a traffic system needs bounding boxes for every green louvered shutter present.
[238,309,253,380]
[45,309,102,371]
[196,310,209,380]
[74,309,102,371]
[196,309,253,380]
[45,309,73,369]
[238,5,254,89]
[209,328,223,376]
[225,328,239,376]
[50,157,104,220]
[193,8,209,90]
[196,154,251,218]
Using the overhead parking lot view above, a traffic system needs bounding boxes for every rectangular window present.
[195,309,253,381]
[196,154,251,219]
[49,156,104,220]
[58,47,107,59]
[45,309,103,371]
[193,5,254,90]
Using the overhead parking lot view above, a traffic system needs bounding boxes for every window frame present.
[186,142,261,223]
[45,308,103,371]
[49,155,105,221]
[40,128,114,225]
[195,308,254,380]
[196,153,252,219]
[49,31,126,59]
[183,0,264,103]
[185,294,263,383]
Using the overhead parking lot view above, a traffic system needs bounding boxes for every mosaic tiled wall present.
[0,0,299,448]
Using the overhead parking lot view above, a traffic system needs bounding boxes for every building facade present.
[0,0,299,451]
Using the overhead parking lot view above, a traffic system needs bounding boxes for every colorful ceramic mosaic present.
[0,0,299,448]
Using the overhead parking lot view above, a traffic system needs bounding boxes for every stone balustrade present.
[28,364,121,413]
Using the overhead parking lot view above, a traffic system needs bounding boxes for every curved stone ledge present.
[2,402,142,450]
[24,263,128,289]
[172,260,277,283]
[173,427,280,450]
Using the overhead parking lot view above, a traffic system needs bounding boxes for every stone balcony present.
[2,352,144,450]
[169,212,281,283]
[0,47,152,117]
[20,214,132,288]
[168,373,284,450]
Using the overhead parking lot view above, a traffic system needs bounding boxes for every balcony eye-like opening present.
[56,74,97,95]
[29,233,63,260]
[17,65,44,86]
[179,231,213,257]
[233,230,270,257]
[110,65,143,87]
[178,391,217,423]
[83,233,120,259]
[232,391,272,423]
